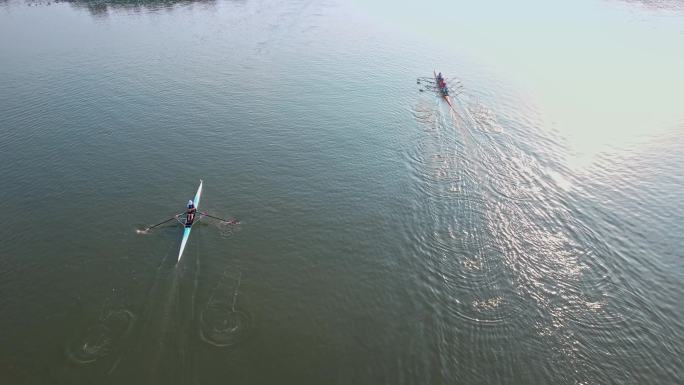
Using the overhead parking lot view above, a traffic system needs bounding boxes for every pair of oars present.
[143,212,237,232]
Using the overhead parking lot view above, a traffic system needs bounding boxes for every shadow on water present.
[67,0,218,17]
[16,0,225,16]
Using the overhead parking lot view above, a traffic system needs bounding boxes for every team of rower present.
[436,72,449,95]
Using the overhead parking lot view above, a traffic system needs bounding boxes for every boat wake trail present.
[411,74,654,382]
[463,98,504,134]
[120,241,185,384]
[199,272,251,348]
[408,79,602,381]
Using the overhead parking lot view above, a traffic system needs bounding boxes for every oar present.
[419,86,439,92]
[201,212,239,224]
[143,214,182,231]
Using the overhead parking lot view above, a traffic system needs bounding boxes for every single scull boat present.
[140,180,240,265]
[177,179,203,262]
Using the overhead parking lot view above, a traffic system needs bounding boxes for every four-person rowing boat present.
[434,70,454,109]
[417,70,463,111]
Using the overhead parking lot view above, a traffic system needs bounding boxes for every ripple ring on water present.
[199,306,251,348]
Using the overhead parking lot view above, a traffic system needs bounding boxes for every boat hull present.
[434,70,454,109]
[177,180,203,262]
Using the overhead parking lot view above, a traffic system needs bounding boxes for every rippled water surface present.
[1,0,683,384]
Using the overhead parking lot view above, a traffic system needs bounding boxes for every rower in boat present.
[436,73,449,95]
[186,200,197,227]
[417,70,461,110]
[140,180,241,264]
[439,81,449,95]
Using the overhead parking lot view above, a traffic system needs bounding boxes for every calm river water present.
[1,0,683,384]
